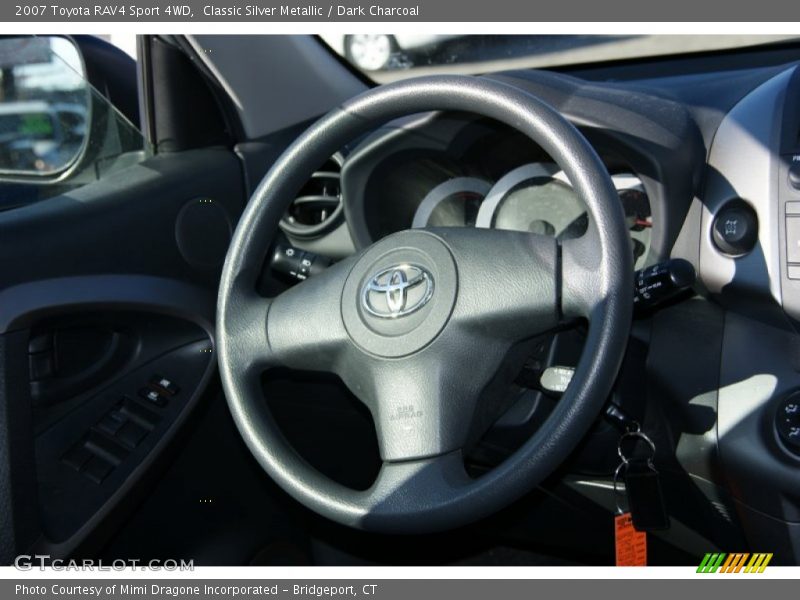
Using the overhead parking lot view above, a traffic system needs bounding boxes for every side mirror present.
[0,36,90,176]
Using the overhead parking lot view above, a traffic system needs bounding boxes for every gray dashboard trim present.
[186,35,367,138]
[698,66,794,307]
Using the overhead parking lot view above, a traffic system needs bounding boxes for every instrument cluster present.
[410,162,653,269]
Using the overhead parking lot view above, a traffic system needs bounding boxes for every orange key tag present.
[615,512,647,566]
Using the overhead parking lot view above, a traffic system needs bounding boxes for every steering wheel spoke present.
[342,342,506,461]
[361,451,471,530]
[561,219,632,321]
[560,233,604,320]
[266,259,353,373]
[217,287,273,377]
[434,227,560,340]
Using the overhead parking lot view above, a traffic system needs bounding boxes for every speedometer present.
[475,164,587,239]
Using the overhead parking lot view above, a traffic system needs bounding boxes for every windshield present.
[322,34,798,81]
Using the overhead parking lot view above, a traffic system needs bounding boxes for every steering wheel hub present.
[342,230,458,358]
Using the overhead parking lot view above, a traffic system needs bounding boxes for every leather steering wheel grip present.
[217,75,633,533]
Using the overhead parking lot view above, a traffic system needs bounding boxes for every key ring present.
[613,461,627,514]
[617,429,656,465]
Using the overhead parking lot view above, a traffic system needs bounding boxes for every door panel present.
[0,146,246,561]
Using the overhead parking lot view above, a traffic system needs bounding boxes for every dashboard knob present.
[789,162,800,190]
[776,393,800,456]
[712,201,759,257]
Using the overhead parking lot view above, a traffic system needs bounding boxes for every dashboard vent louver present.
[280,153,344,238]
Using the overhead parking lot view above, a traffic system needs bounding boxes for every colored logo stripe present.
[745,553,773,573]
[697,553,726,573]
[720,553,749,573]
[697,553,773,573]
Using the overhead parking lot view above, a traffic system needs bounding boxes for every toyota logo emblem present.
[361,264,434,318]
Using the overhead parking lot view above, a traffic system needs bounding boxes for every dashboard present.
[169,38,800,566]
[269,60,800,563]
[325,113,660,271]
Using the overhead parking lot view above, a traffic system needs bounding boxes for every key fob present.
[624,458,670,532]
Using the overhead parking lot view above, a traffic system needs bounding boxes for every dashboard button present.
[712,202,758,256]
[789,162,800,190]
[787,217,800,264]
[777,394,800,455]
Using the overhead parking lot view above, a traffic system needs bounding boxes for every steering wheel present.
[217,75,632,534]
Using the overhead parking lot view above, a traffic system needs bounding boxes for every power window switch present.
[83,456,113,484]
[62,442,93,471]
[151,374,179,395]
[85,431,127,465]
[139,387,167,407]
[120,396,159,429]
[97,410,128,437]
[116,421,148,449]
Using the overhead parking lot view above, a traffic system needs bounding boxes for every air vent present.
[280,153,344,238]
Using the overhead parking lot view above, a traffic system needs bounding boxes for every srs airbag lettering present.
[389,405,423,421]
